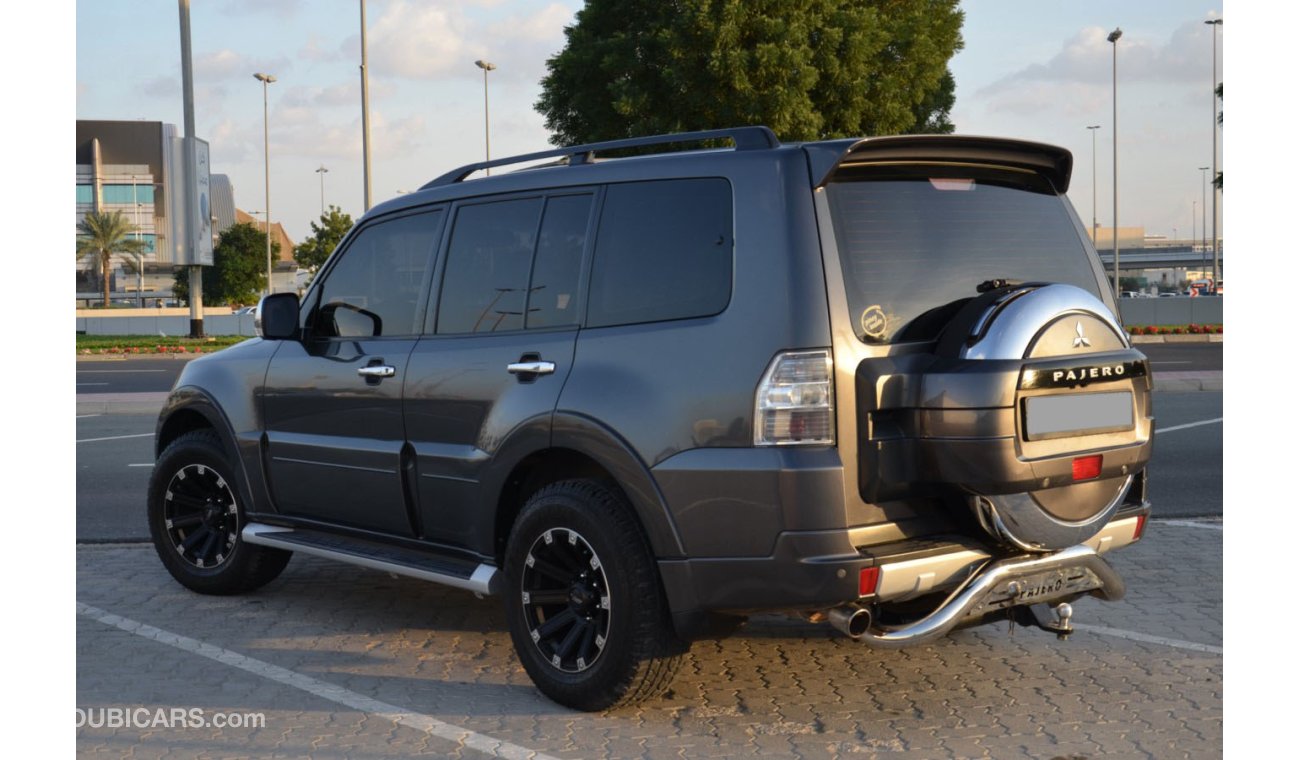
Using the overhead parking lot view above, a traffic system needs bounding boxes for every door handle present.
[357,364,396,378]
[507,361,556,376]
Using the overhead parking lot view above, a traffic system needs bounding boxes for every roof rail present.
[420,126,780,189]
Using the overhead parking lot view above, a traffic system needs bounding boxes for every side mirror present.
[256,293,300,340]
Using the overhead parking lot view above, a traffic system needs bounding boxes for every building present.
[76,120,293,304]
[234,209,296,262]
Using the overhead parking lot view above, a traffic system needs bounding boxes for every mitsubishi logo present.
[1073,321,1091,349]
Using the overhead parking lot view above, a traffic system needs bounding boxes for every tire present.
[147,430,291,595]
[504,480,686,711]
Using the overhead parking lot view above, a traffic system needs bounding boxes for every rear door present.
[404,191,596,550]
[261,208,445,536]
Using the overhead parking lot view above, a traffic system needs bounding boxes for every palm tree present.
[77,210,148,308]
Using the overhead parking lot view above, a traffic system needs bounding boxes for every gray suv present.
[149,127,1152,711]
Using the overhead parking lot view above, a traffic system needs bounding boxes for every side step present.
[242,523,500,595]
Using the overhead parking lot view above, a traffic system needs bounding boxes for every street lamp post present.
[1087,125,1100,243]
[1205,17,1222,292]
[254,72,277,296]
[475,60,496,175]
[360,0,373,211]
[1198,166,1210,267]
[1107,28,1122,299]
[315,165,329,216]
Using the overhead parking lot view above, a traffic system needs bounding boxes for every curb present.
[1129,334,1223,344]
[77,354,198,363]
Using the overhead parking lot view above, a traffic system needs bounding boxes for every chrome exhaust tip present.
[828,604,873,639]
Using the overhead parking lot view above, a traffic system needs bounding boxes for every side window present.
[315,210,442,337]
[436,198,544,334]
[586,178,732,328]
[527,194,592,329]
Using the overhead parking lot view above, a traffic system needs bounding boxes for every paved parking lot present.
[76,519,1221,759]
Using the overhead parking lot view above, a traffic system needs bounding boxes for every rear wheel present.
[504,480,685,711]
[148,430,291,595]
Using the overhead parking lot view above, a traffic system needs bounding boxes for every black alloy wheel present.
[520,527,612,673]
[148,430,292,595]
[162,463,240,570]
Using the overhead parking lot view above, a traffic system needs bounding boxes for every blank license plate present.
[1024,392,1133,440]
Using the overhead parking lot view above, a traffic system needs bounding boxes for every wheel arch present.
[490,412,686,565]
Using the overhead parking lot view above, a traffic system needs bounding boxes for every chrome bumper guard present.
[859,543,1124,648]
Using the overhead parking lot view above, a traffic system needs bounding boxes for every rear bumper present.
[660,508,1147,634]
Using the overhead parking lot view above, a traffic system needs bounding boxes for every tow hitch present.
[1012,601,1075,640]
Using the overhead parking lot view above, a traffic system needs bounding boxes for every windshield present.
[825,165,1103,344]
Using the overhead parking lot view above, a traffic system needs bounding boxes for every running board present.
[242,523,500,595]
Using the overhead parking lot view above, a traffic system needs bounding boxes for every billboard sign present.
[168,135,214,266]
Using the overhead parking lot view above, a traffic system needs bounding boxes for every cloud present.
[279,81,395,110]
[219,0,301,18]
[354,1,575,83]
[979,20,1214,96]
[196,49,292,81]
[140,76,179,99]
[298,34,341,63]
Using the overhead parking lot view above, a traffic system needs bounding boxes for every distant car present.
[233,306,257,315]
[1159,292,1177,297]
[1120,291,1138,298]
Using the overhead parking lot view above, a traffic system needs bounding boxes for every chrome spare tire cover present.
[956,284,1135,552]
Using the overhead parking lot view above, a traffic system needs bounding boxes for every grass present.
[77,334,251,355]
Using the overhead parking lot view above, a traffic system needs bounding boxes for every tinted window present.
[587,179,732,327]
[826,166,1102,344]
[437,198,542,334]
[315,210,441,337]
[527,194,592,329]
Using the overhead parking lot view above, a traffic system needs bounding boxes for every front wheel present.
[147,430,291,595]
[504,480,686,711]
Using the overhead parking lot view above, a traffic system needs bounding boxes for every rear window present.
[825,166,1101,344]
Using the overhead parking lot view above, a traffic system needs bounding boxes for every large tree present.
[537,0,963,146]
[173,222,274,306]
[294,205,354,271]
[77,210,149,307]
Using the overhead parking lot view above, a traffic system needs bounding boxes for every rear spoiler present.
[804,135,1073,193]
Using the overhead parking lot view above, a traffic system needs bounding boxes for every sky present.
[74,0,1224,245]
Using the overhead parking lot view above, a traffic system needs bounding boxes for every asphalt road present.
[76,357,189,393]
[1135,341,1223,371]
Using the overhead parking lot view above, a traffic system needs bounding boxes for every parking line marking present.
[1150,361,1192,365]
[1155,417,1222,434]
[1072,623,1222,654]
[76,433,154,444]
[76,414,102,419]
[1156,519,1223,531]
[76,602,561,760]
[77,370,169,373]
[127,463,155,468]
[77,383,110,387]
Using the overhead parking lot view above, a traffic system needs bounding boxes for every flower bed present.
[1126,324,1223,336]
[76,335,250,355]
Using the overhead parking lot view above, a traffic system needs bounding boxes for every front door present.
[262,208,445,536]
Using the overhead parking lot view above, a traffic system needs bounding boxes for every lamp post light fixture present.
[1107,27,1122,299]
[254,71,277,296]
[315,165,329,216]
[1086,125,1100,243]
[475,59,497,175]
[1205,17,1222,292]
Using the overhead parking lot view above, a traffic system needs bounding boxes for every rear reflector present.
[1133,514,1148,541]
[1072,454,1102,481]
[859,566,880,597]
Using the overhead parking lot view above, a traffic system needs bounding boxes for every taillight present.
[1133,514,1147,541]
[755,350,835,446]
